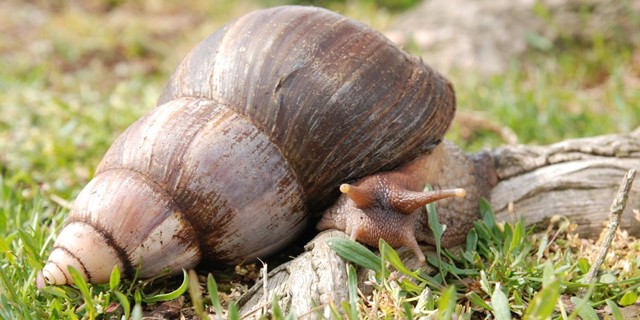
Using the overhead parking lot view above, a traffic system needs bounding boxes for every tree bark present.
[239,129,640,318]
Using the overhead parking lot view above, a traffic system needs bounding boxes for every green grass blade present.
[207,273,224,319]
[509,220,525,253]
[465,229,478,254]
[329,301,342,320]
[67,266,95,319]
[399,278,423,294]
[436,286,457,320]
[479,198,502,243]
[541,261,555,287]
[0,236,14,264]
[272,294,284,319]
[109,265,121,292]
[467,291,492,311]
[570,297,599,320]
[188,269,204,318]
[379,239,421,280]
[403,302,413,319]
[228,301,240,320]
[347,264,359,320]
[327,237,384,275]
[424,185,446,249]
[0,266,18,302]
[491,284,512,320]
[523,278,560,319]
[605,299,625,320]
[425,185,450,285]
[113,290,131,320]
[576,258,591,274]
[39,286,70,300]
[142,269,189,303]
[619,290,638,306]
[134,289,142,305]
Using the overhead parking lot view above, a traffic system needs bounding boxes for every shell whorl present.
[159,5,456,211]
[43,5,456,284]
[43,167,201,284]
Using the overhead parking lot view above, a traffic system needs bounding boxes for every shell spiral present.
[42,5,456,285]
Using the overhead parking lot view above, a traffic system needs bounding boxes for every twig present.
[454,111,518,145]
[49,193,73,209]
[239,259,271,319]
[259,259,268,316]
[581,168,637,295]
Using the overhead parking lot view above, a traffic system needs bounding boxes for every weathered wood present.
[238,230,349,319]
[490,129,640,238]
[239,130,640,317]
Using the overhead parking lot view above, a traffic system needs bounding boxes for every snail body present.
[42,5,459,285]
[318,142,468,263]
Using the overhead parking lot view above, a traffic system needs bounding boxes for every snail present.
[41,5,485,286]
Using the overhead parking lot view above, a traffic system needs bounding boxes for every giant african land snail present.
[41,5,490,285]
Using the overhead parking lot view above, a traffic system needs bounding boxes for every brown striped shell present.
[42,5,455,285]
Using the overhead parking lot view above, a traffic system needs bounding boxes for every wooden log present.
[490,129,640,238]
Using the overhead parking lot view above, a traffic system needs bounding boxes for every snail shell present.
[42,5,455,285]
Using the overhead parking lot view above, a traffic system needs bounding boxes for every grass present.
[1,0,639,318]
[328,200,640,319]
